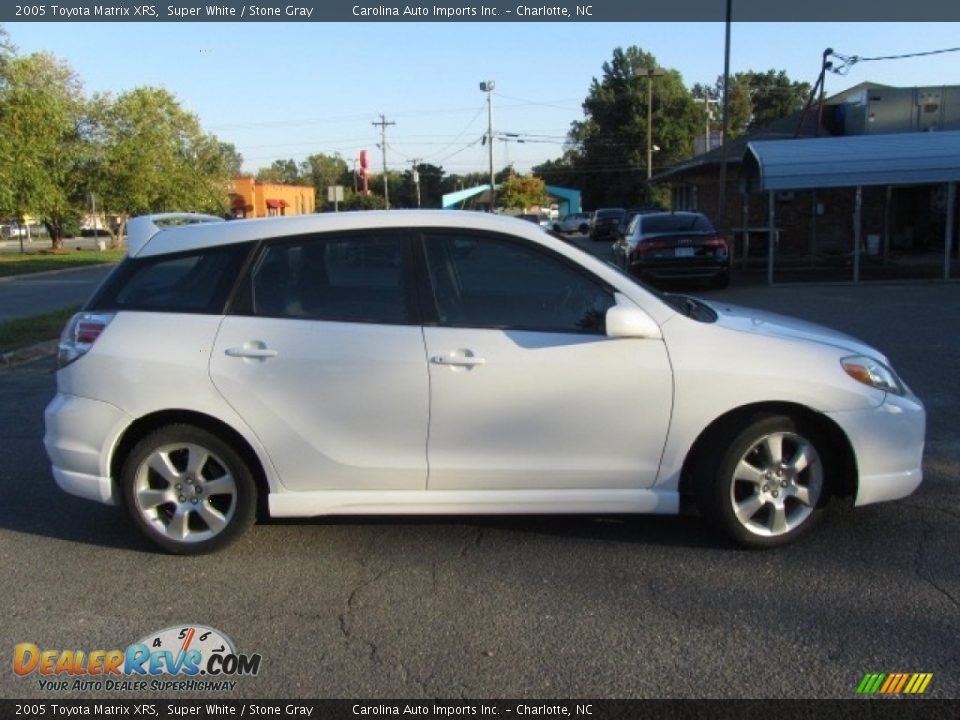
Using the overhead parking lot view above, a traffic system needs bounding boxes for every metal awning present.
[743,130,960,192]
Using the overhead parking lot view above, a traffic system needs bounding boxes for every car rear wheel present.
[710,270,730,289]
[695,415,830,548]
[120,425,256,554]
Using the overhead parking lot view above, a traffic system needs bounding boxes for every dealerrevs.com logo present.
[13,625,262,692]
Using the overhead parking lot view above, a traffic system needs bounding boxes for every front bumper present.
[44,393,131,506]
[826,392,926,506]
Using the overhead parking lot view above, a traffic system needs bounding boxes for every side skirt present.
[268,488,679,518]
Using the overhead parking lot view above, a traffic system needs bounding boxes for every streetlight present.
[480,80,495,210]
[637,68,665,181]
[694,94,719,155]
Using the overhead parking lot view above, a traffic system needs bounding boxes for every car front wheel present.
[696,415,830,548]
[120,425,256,554]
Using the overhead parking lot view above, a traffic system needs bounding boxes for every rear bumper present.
[629,259,729,280]
[44,393,130,506]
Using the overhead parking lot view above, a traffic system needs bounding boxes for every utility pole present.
[638,68,664,182]
[372,114,395,208]
[411,158,422,208]
[717,0,732,229]
[480,80,495,211]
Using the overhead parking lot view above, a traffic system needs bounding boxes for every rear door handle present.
[225,345,278,360]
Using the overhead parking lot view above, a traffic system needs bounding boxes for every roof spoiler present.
[126,213,225,256]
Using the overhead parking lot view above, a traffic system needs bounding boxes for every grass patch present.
[0,306,79,355]
[0,248,125,278]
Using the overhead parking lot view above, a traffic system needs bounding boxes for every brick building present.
[654,84,960,280]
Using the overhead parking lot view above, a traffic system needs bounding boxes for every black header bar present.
[3,0,960,22]
[1,699,959,720]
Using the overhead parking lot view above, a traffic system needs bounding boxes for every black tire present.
[710,270,731,289]
[120,425,257,554]
[578,223,589,234]
[694,414,831,548]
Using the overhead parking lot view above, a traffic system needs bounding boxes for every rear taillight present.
[57,312,115,369]
[704,237,729,257]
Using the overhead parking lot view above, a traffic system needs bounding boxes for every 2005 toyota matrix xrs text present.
[44,211,925,554]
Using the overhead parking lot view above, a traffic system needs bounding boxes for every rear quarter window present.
[86,242,253,314]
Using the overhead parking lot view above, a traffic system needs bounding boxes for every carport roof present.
[743,130,960,192]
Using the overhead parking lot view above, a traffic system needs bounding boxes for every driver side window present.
[422,232,614,334]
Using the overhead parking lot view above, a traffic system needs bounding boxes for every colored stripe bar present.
[879,674,898,694]
[917,673,933,694]
[892,674,910,693]
[857,673,885,694]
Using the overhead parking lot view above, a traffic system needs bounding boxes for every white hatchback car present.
[44,211,925,554]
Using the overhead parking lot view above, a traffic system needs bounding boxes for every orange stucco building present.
[229,177,316,219]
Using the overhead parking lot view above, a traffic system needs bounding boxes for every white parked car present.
[553,212,591,234]
[45,211,925,554]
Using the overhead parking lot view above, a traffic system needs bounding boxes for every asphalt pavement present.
[0,258,957,700]
[0,265,116,322]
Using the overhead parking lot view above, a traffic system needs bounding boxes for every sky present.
[6,21,960,176]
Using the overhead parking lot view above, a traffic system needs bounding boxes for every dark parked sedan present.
[613,211,730,288]
[589,208,626,242]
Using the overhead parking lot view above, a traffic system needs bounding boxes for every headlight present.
[841,355,905,395]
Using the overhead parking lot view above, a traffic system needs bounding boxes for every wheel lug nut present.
[780,480,787,487]
[178,496,186,502]
[176,484,182,490]
[772,490,779,498]
[762,484,769,492]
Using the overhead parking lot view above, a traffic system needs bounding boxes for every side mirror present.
[606,305,662,340]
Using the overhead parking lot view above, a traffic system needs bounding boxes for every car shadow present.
[264,512,726,551]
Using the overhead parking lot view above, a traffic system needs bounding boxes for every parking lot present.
[0,275,957,700]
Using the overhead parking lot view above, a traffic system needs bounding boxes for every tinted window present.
[642,214,715,233]
[423,233,614,334]
[90,243,251,314]
[251,234,413,324]
[596,209,625,220]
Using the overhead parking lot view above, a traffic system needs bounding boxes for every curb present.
[0,339,57,369]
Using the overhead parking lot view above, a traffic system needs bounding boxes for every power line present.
[829,45,960,75]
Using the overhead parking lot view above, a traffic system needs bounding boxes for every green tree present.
[216,142,244,177]
[394,163,445,208]
[299,153,349,209]
[0,51,88,249]
[342,190,386,211]
[498,174,549,210]
[567,46,700,208]
[709,69,811,138]
[256,158,301,185]
[90,87,231,246]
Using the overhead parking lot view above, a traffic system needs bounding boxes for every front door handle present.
[430,352,486,367]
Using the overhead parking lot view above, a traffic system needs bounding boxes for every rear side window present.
[249,234,415,325]
[87,243,251,314]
